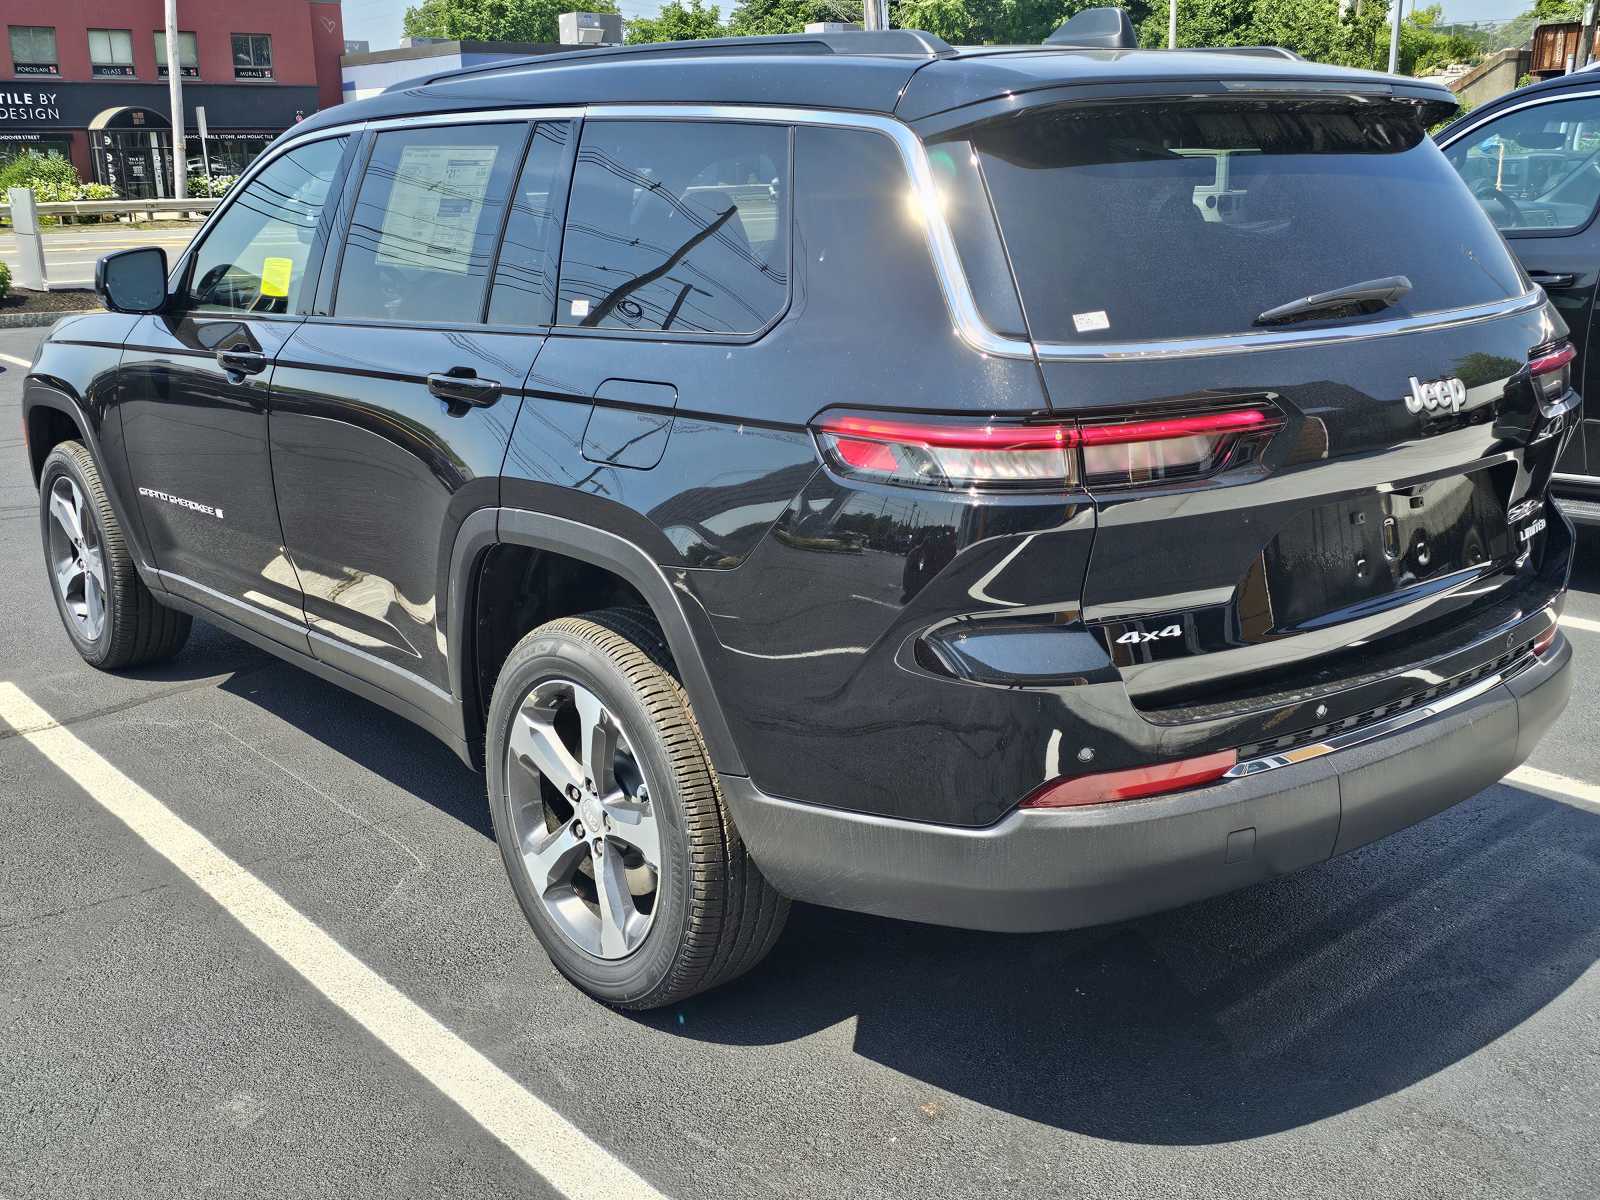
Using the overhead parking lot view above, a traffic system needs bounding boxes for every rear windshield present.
[953,99,1527,346]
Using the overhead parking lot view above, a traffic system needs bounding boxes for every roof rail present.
[419,30,957,86]
[1193,45,1305,61]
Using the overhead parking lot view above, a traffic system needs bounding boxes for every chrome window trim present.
[1029,292,1547,362]
[236,101,1546,362]
[1435,86,1600,149]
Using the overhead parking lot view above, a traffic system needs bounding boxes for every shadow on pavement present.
[655,786,1600,1144]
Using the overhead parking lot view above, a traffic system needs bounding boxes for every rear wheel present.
[39,441,191,670]
[486,608,788,1009]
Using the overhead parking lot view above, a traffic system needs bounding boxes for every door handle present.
[427,369,502,410]
[1529,270,1579,290]
[216,346,267,376]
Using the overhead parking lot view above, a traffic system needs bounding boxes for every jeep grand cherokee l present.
[21,14,1576,1008]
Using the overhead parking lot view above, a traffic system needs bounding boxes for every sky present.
[337,0,1544,54]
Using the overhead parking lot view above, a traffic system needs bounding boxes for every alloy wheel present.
[46,475,107,643]
[505,677,663,959]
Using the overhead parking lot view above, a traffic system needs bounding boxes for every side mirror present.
[95,247,170,315]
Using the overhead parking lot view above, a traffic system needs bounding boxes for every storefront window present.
[231,33,273,80]
[155,31,199,79]
[88,29,136,78]
[185,132,276,178]
[8,26,59,76]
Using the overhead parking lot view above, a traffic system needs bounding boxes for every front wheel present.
[38,441,191,670]
[486,608,788,1009]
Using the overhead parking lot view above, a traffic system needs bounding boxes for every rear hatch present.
[938,92,1574,715]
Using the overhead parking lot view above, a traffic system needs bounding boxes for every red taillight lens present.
[816,414,1077,490]
[1020,750,1238,809]
[815,408,1279,492]
[1529,341,1576,404]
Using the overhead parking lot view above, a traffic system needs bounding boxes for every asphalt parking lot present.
[3,321,1600,1199]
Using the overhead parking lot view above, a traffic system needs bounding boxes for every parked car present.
[1438,72,1600,523]
[23,9,1575,1008]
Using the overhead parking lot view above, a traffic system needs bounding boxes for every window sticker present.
[1072,310,1110,334]
[259,256,293,299]
[375,144,500,275]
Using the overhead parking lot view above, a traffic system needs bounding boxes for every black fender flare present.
[447,507,747,776]
[22,381,161,588]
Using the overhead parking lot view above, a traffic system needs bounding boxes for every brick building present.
[1,0,344,197]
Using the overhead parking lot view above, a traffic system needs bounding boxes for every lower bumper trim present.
[723,635,1572,933]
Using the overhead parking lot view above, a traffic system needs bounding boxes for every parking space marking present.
[0,352,31,369]
[0,683,667,1200]
[1507,765,1600,811]
[1561,614,1600,636]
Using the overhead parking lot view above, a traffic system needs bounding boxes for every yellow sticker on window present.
[260,257,293,299]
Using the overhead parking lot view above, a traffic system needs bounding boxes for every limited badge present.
[260,257,293,299]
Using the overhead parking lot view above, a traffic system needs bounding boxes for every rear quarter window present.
[956,99,1528,346]
[555,119,791,335]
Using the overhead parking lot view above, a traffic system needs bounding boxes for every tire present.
[39,441,191,670]
[486,607,789,1009]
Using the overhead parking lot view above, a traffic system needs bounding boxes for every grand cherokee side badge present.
[1405,375,1467,416]
[139,486,224,521]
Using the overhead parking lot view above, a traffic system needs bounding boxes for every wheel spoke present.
[508,706,584,797]
[604,797,661,868]
[49,488,83,545]
[55,557,84,603]
[591,840,637,958]
[80,545,106,592]
[523,817,588,894]
[84,572,105,636]
[573,688,618,796]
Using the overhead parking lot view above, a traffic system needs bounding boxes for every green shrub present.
[186,174,240,199]
[0,260,10,302]
[0,151,80,196]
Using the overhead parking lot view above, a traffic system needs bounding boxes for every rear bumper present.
[723,635,1572,933]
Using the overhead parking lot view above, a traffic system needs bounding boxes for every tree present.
[726,0,858,35]
[626,0,727,41]
[1495,0,1582,51]
[402,0,619,44]
[894,0,1153,47]
[1135,0,1391,68]
[1397,4,1480,76]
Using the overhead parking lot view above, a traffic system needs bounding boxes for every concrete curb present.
[0,309,100,329]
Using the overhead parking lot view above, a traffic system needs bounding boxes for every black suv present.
[22,13,1577,1008]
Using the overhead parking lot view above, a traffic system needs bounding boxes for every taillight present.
[816,414,1077,490]
[1532,625,1559,657]
[814,407,1279,492]
[1529,341,1576,405]
[1020,750,1238,809]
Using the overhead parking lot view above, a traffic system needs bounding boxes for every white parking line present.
[0,683,667,1200]
[0,352,31,368]
[1561,614,1600,636]
[1507,764,1600,810]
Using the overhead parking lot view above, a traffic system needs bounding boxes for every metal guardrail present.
[0,196,220,223]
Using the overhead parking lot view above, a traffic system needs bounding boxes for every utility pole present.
[165,0,186,200]
[862,0,886,29]
[1387,0,1402,74]
[1168,0,1177,49]
[1580,1,1598,71]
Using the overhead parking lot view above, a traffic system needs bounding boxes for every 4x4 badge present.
[1117,625,1183,645]
[1405,375,1467,416]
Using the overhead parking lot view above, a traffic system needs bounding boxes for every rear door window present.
[555,120,790,334]
[487,120,575,327]
[958,100,1527,345]
[1441,94,1600,234]
[334,123,526,324]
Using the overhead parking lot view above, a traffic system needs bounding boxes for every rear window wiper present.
[1253,275,1412,328]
